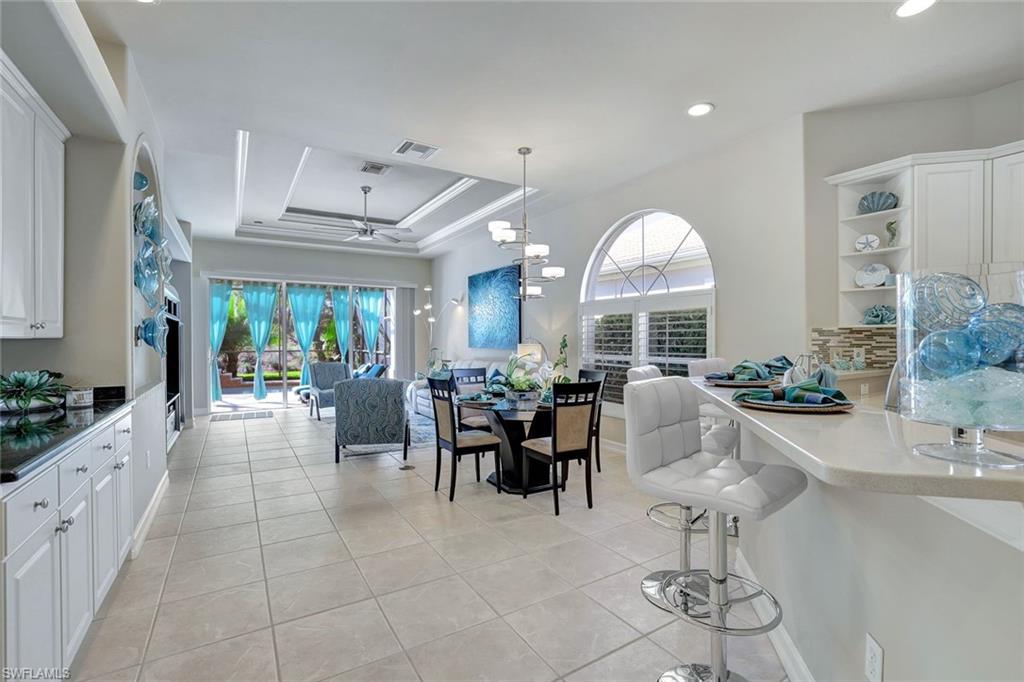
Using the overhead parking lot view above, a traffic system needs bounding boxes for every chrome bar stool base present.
[659,665,749,682]
[643,503,710,614]
[660,570,781,635]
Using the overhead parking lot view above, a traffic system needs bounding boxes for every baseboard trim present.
[130,470,169,560]
[600,437,625,453]
[735,549,815,682]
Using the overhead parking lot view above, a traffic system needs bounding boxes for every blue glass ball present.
[918,330,981,377]
[911,273,987,333]
[967,303,1024,365]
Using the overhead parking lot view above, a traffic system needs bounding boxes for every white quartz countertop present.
[693,380,1024,502]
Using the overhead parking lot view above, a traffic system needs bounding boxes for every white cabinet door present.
[991,151,1024,263]
[115,449,133,564]
[913,161,985,269]
[0,75,35,338]
[91,457,119,608]
[33,119,63,338]
[3,512,61,671]
[59,484,93,666]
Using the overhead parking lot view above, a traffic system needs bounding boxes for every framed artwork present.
[468,265,521,349]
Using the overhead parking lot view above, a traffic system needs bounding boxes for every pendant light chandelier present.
[488,147,564,299]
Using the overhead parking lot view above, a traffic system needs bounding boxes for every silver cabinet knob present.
[66,516,75,527]
[39,322,46,329]
[76,465,89,474]
[102,443,113,450]
[34,498,50,510]
[56,518,73,533]
[114,462,124,470]
[29,323,38,330]
[121,427,132,434]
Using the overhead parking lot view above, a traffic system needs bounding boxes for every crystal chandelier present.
[489,147,564,299]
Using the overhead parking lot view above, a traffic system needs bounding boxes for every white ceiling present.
[79,1,1024,255]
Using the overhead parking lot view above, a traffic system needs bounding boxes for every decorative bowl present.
[854,234,880,252]
[855,263,890,288]
[857,191,899,215]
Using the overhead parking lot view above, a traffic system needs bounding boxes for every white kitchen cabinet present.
[3,512,61,672]
[991,151,1024,263]
[115,449,134,564]
[0,53,68,339]
[913,161,985,269]
[59,484,93,666]
[91,456,119,607]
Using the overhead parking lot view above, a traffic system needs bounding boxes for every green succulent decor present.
[0,370,70,412]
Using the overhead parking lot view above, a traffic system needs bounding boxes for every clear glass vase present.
[896,263,1024,469]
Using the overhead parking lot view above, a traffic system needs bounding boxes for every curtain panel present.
[242,283,279,400]
[287,285,326,386]
[357,289,385,362]
[331,288,350,364]
[208,281,233,402]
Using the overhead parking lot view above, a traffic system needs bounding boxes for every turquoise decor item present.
[857,191,898,215]
[358,289,385,359]
[910,272,986,333]
[242,283,279,400]
[331,289,351,363]
[0,370,70,413]
[209,282,233,402]
[967,303,1024,366]
[133,196,161,242]
[133,171,150,191]
[862,304,896,325]
[885,220,899,247]
[288,285,326,386]
[918,330,980,377]
[133,241,161,309]
[139,308,169,357]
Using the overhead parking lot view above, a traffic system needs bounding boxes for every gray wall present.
[190,238,433,414]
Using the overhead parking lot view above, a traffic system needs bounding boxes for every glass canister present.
[896,263,1024,469]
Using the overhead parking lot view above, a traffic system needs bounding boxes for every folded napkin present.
[705,360,773,382]
[732,379,851,405]
[763,355,794,376]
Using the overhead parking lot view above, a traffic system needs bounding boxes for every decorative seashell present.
[857,191,899,214]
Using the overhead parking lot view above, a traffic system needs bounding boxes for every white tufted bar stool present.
[624,377,807,682]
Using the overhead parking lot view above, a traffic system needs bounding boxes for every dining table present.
[456,396,557,495]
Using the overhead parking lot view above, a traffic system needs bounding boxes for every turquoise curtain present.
[208,282,233,402]
[287,285,325,386]
[242,283,279,400]
[331,288,350,364]
[358,289,385,364]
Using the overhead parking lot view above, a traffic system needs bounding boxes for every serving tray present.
[736,399,853,414]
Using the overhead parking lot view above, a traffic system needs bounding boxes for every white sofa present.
[406,359,507,418]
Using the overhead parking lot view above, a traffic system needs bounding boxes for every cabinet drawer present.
[114,413,133,452]
[90,425,116,469]
[58,443,92,504]
[4,467,59,558]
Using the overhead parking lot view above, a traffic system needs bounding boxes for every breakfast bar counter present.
[693,380,1024,502]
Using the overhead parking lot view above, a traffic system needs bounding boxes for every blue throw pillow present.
[352,363,372,378]
[488,368,506,385]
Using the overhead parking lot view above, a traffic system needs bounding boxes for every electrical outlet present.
[146,449,151,469]
[852,348,866,363]
[865,632,884,682]
[860,383,870,398]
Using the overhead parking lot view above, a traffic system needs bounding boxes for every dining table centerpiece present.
[0,370,71,414]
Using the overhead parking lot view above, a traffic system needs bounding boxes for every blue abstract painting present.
[468,265,521,350]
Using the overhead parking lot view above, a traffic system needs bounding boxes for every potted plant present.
[504,353,540,408]
[0,370,71,413]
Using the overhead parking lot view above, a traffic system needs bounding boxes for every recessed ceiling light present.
[895,0,936,18]
[137,0,157,4]
[687,102,715,117]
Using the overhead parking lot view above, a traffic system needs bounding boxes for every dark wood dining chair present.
[578,368,607,472]
[428,376,502,501]
[451,367,491,433]
[520,381,601,515]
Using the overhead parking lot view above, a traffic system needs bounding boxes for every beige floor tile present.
[72,606,155,680]
[253,478,315,500]
[463,555,574,615]
[355,542,454,595]
[532,537,634,587]
[580,566,677,634]
[124,537,176,574]
[258,509,336,545]
[251,464,305,482]
[372,476,433,499]
[650,619,785,682]
[318,486,390,509]
[94,566,166,618]
[248,446,295,459]
[504,591,640,675]
[428,529,521,572]
[190,473,253,493]
[186,485,255,511]
[459,497,541,525]
[162,547,265,602]
[274,599,401,682]
[262,532,351,578]
[590,521,679,563]
[147,514,182,539]
[326,652,419,682]
[407,618,556,682]
[377,575,496,649]
[172,523,260,563]
[195,462,251,479]
[180,502,257,534]
[147,582,270,661]
[267,560,371,623]
[256,492,323,520]
[79,664,141,681]
[399,504,489,541]
[492,515,582,552]
[337,517,422,558]
[250,456,302,473]
[199,452,250,466]
[156,494,188,516]
[554,506,631,536]
[139,629,277,681]
[564,637,681,682]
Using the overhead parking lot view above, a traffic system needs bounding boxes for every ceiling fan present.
[343,185,405,244]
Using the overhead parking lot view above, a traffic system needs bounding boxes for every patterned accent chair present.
[334,378,410,461]
[309,362,352,421]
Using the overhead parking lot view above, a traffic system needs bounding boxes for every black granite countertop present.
[1,399,132,483]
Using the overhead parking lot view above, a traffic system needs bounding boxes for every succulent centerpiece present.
[0,370,71,413]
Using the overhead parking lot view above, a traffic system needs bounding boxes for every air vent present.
[393,139,440,160]
[360,161,392,176]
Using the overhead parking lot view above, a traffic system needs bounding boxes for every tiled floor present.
[71,409,787,682]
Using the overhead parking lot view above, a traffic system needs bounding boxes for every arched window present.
[580,211,715,407]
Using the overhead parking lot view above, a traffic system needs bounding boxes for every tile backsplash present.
[809,326,896,369]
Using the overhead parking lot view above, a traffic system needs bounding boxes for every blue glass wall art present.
[133,171,150,191]
[468,265,521,350]
[139,308,169,358]
[133,240,162,310]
